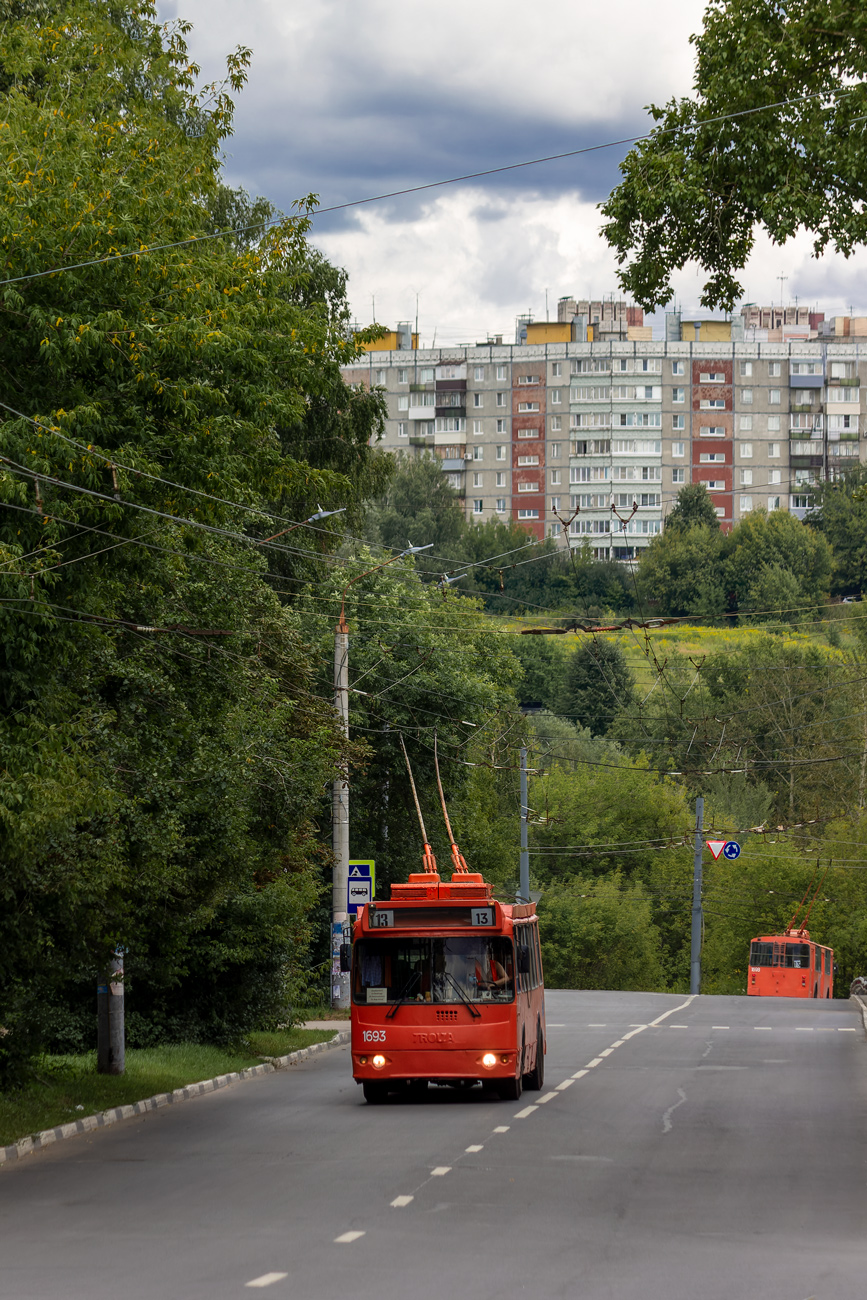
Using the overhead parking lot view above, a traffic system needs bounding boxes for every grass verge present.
[0,1030,337,1148]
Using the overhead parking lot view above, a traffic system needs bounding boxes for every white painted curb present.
[0,1029,349,1168]
[852,994,867,1036]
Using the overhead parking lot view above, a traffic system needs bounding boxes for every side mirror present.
[339,943,352,974]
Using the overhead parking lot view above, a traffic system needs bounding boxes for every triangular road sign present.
[706,840,727,860]
[348,865,362,877]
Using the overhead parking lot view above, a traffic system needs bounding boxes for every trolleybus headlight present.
[372,1054,387,1069]
[482,1053,497,1069]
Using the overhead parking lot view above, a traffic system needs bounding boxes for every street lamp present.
[258,504,346,546]
[331,542,432,1009]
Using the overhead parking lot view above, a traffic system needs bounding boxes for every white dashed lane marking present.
[465,1144,484,1153]
[245,1275,288,1289]
[537,1092,558,1104]
[586,1058,603,1067]
[430,1166,451,1176]
[390,1195,414,1208]
[514,1105,538,1118]
[493,1125,510,1133]
[571,1069,588,1080]
[555,1079,574,1091]
[334,1232,365,1244]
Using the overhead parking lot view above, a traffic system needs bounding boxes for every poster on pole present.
[347,859,375,916]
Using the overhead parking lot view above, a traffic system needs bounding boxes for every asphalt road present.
[2,991,866,1300]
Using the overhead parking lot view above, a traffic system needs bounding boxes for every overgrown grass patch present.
[0,1031,337,1148]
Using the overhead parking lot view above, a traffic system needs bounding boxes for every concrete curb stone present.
[0,1029,349,1169]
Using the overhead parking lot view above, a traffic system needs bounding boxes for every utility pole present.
[519,747,530,903]
[690,797,704,996]
[97,948,125,1075]
[331,612,351,1010]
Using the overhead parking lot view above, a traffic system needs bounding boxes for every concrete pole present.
[97,949,125,1075]
[519,747,530,904]
[332,618,351,1010]
[690,797,704,997]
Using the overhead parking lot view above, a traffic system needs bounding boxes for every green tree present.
[637,524,727,618]
[539,874,667,991]
[557,638,639,736]
[665,484,721,534]
[601,0,867,310]
[805,466,867,597]
[724,509,832,619]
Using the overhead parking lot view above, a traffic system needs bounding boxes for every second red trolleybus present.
[349,737,546,1103]
[747,874,834,998]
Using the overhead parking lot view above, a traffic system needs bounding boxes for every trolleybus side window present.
[533,925,543,988]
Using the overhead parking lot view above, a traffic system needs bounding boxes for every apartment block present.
[343,312,867,558]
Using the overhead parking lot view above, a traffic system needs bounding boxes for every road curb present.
[852,994,867,1035]
[0,1029,349,1169]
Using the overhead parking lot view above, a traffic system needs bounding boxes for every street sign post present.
[347,860,375,916]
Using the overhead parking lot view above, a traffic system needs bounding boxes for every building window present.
[518,402,540,412]
[472,419,483,435]
[769,468,781,484]
[672,361,685,376]
[700,372,725,383]
[768,362,782,377]
[552,362,562,377]
[420,367,434,383]
[739,442,753,458]
[673,387,685,403]
[472,472,483,488]
[473,499,483,514]
[398,368,409,384]
[496,392,506,407]
[473,392,484,408]
[739,414,753,430]
[741,389,753,404]
[740,495,753,512]
[518,455,539,465]
[496,419,507,433]
[705,479,725,490]
[550,389,561,404]
[550,469,562,486]
[767,416,781,431]
[703,426,725,438]
[551,415,562,431]
[398,422,407,438]
[397,395,409,411]
[472,446,483,461]
[550,442,561,458]
[672,414,685,430]
[672,441,685,457]
[699,452,726,463]
[474,366,485,381]
[517,509,539,519]
[740,468,753,486]
[496,498,506,513]
[496,446,506,460]
[496,365,507,380]
[769,389,781,404]
[496,472,505,487]
[768,495,781,510]
[375,369,386,385]
[700,398,726,409]
[551,496,561,512]
[517,428,538,438]
[740,361,753,377]
[518,481,539,492]
[672,467,685,483]
[769,442,780,458]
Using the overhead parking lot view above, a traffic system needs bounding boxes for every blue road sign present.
[347,860,375,915]
[723,841,741,860]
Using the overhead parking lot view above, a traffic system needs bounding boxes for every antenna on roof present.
[398,734,438,876]
[433,730,470,875]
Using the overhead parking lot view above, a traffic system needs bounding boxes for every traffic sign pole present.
[690,798,704,997]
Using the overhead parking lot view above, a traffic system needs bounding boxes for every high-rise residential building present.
[343,304,867,557]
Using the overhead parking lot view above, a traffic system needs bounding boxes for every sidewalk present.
[301,1020,347,1031]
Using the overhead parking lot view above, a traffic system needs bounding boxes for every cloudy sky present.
[158,0,867,345]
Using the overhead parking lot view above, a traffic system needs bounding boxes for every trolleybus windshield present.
[353,935,515,1005]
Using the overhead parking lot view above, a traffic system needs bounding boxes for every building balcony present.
[790,403,820,414]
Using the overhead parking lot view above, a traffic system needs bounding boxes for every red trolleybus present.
[349,735,545,1104]
[747,930,833,998]
[351,879,545,1103]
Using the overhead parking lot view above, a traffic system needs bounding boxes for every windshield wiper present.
[385,969,421,1019]
[443,972,481,1018]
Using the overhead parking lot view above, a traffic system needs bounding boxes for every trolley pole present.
[331,613,351,1010]
[519,746,530,903]
[690,797,704,996]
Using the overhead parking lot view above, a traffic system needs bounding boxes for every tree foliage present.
[601,0,867,310]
